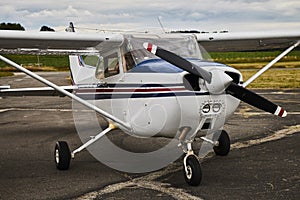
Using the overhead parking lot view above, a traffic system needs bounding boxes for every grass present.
[0,72,14,77]
[0,54,69,72]
[210,51,300,65]
[241,69,300,89]
[0,52,299,88]
[210,51,300,89]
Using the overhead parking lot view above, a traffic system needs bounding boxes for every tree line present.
[0,22,55,31]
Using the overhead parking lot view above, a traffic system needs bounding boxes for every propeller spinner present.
[143,42,287,118]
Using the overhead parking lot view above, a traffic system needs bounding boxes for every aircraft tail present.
[66,22,75,33]
[69,55,97,85]
[66,22,98,85]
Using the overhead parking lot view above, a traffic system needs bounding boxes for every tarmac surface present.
[0,72,299,200]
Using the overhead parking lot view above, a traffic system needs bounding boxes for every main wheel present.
[54,141,71,170]
[213,130,230,156]
[183,155,202,186]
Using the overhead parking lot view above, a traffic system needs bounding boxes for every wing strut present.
[243,41,300,87]
[0,54,131,131]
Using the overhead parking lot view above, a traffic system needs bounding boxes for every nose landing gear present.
[182,142,202,186]
[182,129,230,186]
[183,153,202,186]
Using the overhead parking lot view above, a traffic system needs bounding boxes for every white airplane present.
[0,25,299,186]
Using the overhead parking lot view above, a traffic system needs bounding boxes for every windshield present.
[121,35,203,72]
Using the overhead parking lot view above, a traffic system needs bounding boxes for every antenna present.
[157,16,166,34]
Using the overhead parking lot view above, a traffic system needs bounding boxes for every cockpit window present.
[121,35,203,72]
[81,55,99,67]
[93,34,208,76]
[122,49,135,72]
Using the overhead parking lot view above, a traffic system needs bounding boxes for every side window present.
[95,51,120,79]
[82,55,99,67]
[123,51,135,72]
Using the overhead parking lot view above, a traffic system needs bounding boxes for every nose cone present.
[206,69,233,94]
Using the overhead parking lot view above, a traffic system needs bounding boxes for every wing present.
[196,30,300,52]
[0,30,123,95]
[196,30,300,86]
[0,31,131,130]
[0,30,123,54]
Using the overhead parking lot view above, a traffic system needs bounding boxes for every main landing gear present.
[213,130,230,156]
[54,126,230,187]
[54,141,71,170]
[182,129,230,186]
[54,123,117,171]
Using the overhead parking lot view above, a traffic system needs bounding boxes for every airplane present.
[0,24,299,186]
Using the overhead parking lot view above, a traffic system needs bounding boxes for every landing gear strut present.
[54,123,117,170]
[200,129,231,156]
[181,129,230,186]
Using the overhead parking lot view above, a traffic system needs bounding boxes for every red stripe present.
[76,87,186,93]
[278,108,285,117]
[147,43,152,52]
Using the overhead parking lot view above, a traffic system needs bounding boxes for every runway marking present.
[231,124,300,149]
[0,108,94,113]
[237,111,300,117]
[0,108,72,113]
[76,124,300,200]
[77,163,202,200]
[259,91,300,95]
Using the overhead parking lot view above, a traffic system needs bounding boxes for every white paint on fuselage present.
[78,67,241,141]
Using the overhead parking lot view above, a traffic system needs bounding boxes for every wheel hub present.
[55,149,59,163]
[186,165,192,180]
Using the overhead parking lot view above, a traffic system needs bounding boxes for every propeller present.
[143,42,287,117]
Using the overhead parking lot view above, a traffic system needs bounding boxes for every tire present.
[183,155,202,186]
[54,141,71,170]
[213,130,230,156]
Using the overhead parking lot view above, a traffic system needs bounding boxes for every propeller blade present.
[143,42,287,117]
[143,42,212,83]
[226,83,287,117]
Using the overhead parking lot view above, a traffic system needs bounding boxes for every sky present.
[1,0,300,33]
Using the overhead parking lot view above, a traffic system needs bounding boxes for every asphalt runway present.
[0,72,299,200]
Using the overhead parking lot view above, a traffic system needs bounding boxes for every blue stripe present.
[77,83,184,88]
[77,92,210,100]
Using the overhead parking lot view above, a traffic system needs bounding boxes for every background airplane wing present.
[196,30,300,52]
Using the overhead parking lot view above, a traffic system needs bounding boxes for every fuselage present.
[71,34,242,141]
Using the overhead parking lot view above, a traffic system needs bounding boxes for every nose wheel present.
[183,154,202,186]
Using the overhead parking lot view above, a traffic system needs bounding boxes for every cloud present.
[0,0,299,32]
